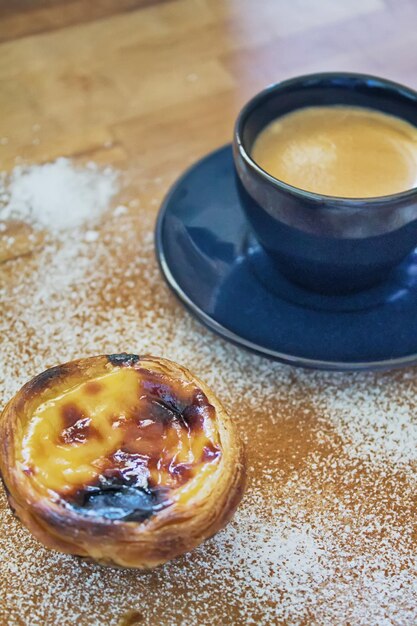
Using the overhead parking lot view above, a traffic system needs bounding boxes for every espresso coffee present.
[252,105,417,198]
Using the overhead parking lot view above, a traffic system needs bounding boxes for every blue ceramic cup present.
[233,72,417,294]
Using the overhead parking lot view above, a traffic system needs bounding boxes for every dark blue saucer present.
[155,145,417,370]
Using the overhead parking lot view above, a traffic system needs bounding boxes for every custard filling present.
[18,365,222,521]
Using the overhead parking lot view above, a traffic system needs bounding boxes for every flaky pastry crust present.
[0,354,245,569]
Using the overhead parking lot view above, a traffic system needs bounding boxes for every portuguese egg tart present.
[0,354,245,569]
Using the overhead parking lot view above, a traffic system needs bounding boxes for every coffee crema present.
[252,105,417,198]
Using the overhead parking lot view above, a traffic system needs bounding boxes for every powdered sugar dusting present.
[307,373,417,466]
[1,160,417,625]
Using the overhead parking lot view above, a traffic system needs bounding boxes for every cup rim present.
[234,71,417,205]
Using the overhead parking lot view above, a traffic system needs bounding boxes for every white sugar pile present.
[0,158,118,233]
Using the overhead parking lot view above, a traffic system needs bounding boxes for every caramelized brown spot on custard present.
[60,417,93,445]
[59,403,101,445]
[85,381,103,395]
[61,402,85,428]
[139,370,214,432]
[183,389,215,431]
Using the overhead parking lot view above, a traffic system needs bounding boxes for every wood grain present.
[0,0,173,43]
[0,0,416,176]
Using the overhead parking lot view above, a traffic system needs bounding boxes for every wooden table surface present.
[2,2,417,626]
[1,0,417,174]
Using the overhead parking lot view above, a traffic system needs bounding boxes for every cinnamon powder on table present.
[1,160,416,626]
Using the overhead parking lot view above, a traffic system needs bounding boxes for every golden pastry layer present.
[0,354,245,568]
